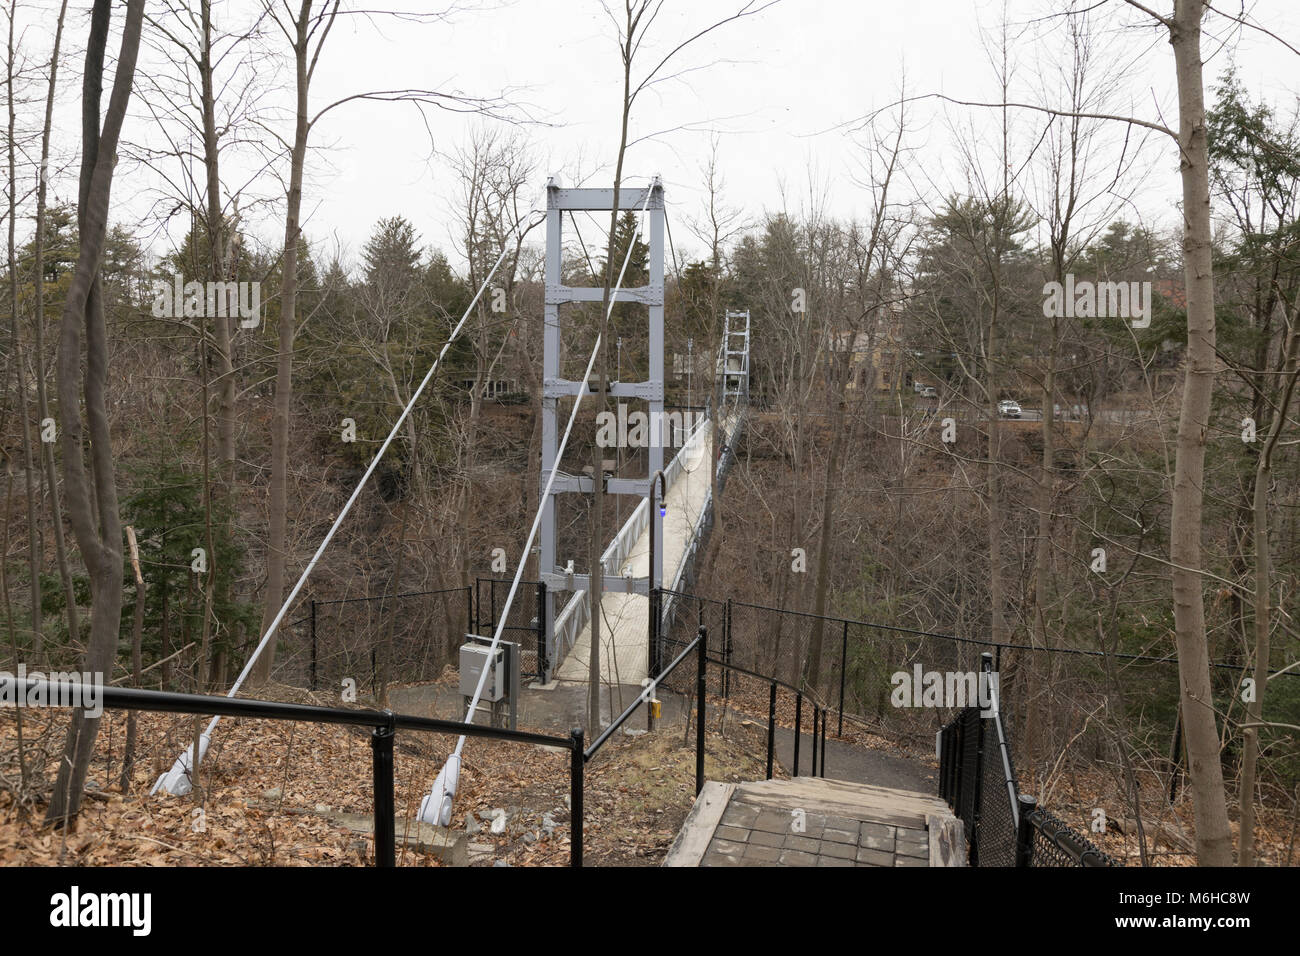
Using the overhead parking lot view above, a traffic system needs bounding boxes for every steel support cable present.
[418,181,658,826]
[152,208,545,796]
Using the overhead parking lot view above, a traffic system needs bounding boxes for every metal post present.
[536,581,548,681]
[570,727,584,868]
[467,585,474,636]
[371,716,395,867]
[838,620,848,737]
[1015,794,1037,867]
[971,653,992,867]
[648,470,666,678]
[793,691,802,777]
[810,707,819,776]
[695,625,707,796]
[724,599,733,700]
[649,588,660,679]
[820,706,827,778]
[766,682,776,780]
[309,600,318,692]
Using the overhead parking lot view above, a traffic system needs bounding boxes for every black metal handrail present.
[724,594,1299,678]
[704,653,829,780]
[585,633,702,760]
[584,626,829,804]
[2,676,583,868]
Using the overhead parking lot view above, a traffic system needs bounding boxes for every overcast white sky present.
[20,0,1300,271]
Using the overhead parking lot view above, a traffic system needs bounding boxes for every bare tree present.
[586,0,778,730]
[252,0,512,684]
[4,0,41,662]
[46,0,146,827]
[32,0,76,647]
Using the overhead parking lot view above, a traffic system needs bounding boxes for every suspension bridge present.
[130,176,1067,868]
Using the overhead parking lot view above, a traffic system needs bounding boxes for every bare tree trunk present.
[254,2,312,685]
[6,0,42,662]
[1166,0,1233,866]
[200,0,237,688]
[33,0,76,647]
[1239,319,1300,865]
[46,0,143,826]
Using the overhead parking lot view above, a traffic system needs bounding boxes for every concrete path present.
[771,725,937,794]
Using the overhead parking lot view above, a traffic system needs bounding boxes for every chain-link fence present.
[1024,806,1117,867]
[471,578,547,682]
[272,587,471,692]
[938,698,1119,867]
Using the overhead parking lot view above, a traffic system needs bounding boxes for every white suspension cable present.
[152,209,544,797]
[419,181,657,826]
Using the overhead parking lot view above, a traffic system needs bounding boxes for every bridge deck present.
[553,418,723,687]
[663,777,965,867]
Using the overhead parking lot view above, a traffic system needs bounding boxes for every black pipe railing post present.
[971,652,993,867]
[820,706,827,777]
[811,707,819,776]
[649,587,660,678]
[570,727,584,867]
[309,599,318,692]
[371,712,396,867]
[648,469,667,678]
[723,599,733,700]
[695,626,707,796]
[793,691,802,776]
[467,585,474,635]
[838,620,848,737]
[946,723,956,801]
[1015,793,1037,867]
[766,682,776,780]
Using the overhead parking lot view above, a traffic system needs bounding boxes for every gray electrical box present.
[459,634,521,729]
[459,643,505,702]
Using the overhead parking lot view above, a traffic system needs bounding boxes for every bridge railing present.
[551,407,729,672]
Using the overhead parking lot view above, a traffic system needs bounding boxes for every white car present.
[998,400,1021,418]
[919,386,938,398]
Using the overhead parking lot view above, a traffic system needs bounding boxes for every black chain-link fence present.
[938,700,1120,867]
[1025,806,1117,867]
[471,578,547,682]
[272,587,471,692]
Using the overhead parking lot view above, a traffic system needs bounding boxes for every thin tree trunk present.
[33,0,76,647]
[254,2,311,685]
[6,0,42,662]
[1167,0,1233,866]
[46,0,143,827]
[1239,321,1300,865]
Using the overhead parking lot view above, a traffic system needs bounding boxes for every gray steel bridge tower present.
[537,178,665,682]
